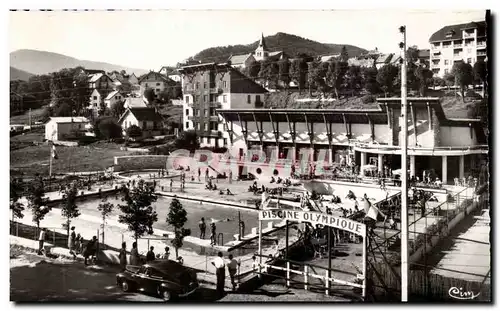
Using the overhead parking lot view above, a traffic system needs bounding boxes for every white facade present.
[430,26,487,77]
[45,117,90,141]
[104,91,124,109]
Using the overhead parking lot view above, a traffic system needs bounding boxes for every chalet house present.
[229,54,256,69]
[118,107,165,139]
[88,73,114,90]
[138,71,177,97]
[45,117,90,141]
[104,90,124,109]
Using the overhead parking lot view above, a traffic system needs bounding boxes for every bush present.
[361,94,376,104]
[126,125,143,139]
[98,118,122,140]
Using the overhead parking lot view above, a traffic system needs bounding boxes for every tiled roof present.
[229,54,253,65]
[375,53,394,64]
[138,71,175,84]
[105,90,121,100]
[88,73,103,83]
[124,107,164,122]
[429,21,486,42]
[123,97,147,108]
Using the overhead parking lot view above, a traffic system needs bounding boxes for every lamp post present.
[399,25,409,302]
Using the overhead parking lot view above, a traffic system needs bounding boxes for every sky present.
[9,9,486,70]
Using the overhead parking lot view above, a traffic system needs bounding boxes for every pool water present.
[75,195,270,245]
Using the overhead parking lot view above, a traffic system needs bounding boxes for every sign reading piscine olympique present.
[259,209,366,236]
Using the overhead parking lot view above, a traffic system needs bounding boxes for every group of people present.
[118,242,175,271]
[198,217,219,246]
[211,252,241,295]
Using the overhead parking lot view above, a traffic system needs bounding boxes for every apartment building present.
[429,21,487,77]
[179,62,268,148]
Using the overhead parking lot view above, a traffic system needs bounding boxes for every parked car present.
[116,260,199,301]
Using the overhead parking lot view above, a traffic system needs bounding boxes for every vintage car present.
[116,260,199,301]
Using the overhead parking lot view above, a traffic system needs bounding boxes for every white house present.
[45,117,90,141]
[118,107,165,139]
[88,73,114,90]
[123,97,148,109]
[104,90,124,109]
[138,71,176,97]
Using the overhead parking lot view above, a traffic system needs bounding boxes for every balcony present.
[209,102,222,108]
[463,32,475,39]
[453,44,463,48]
[209,116,219,122]
[431,45,440,50]
[209,88,222,94]
[453,54,462,59]
[477,42,486,49]
[188,115,197,121]
[477,51,487,57]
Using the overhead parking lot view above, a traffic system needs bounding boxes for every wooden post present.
[258,219,262,279]
[362,229,367,300]
[304,265,308,290]
[327,226,332,294]
[286,261,291,287]
[325,270,330,295]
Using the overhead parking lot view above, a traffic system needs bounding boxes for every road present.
[10,248,348,302]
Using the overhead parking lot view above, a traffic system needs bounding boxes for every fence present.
[254,253,363,298]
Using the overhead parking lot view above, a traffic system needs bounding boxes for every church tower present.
[254,33,269,61]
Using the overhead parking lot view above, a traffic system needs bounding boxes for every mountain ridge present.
[10,66,34,81]
[193,32,368,63]
[10,49,149,76]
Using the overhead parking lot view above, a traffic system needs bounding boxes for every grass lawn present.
[10,136,133,176]
[10,107,47,125]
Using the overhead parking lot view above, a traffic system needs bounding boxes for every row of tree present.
[10,177,190,258]
[241,48,487,99]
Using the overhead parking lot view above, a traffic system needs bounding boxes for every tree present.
[376,64,399,97]
[143,87,156,103]
[406,46,420,64]
[363,67,379,94]
[55,102,73,117]
[307,61,320,95]
[473,59,488,96]
[431,77,445,89]
[97,198,114,246]
[126,125,143,139]
[278,59,291,89]
[340,46,349,63]
[346,65,363,96]
[175,130,199,151]
[27,178,50,229]
[10,177,25,221]
[289,57,308,94]
[414,66,434,96]
[110,100,126,119]
[452,61,474,101]
[247,61,261,80]
[98,118,122,140]
[443,73,455,91]
[118,80,132,94]
[325,60,348,99]
[118,180,158,243]
[61,182,81,237]
[166,197,190,259]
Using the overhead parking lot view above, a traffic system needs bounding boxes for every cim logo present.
[448,287,480,300]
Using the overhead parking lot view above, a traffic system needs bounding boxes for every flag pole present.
[49,141,53,178]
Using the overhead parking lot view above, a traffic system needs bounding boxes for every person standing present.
[68,226,77,260]
[198,167,201,182]
[130,242,140,266]
[38,228,46,255]
[170,179,173,192]
[146,246,155,262]
[84,236,98,265]
[119,242,127,271]
[199,218,206,239]
[211,252,226,297]
[210,222,217,246]
[227,254,240,291]
[162,246,170,260]
[239,220,245,238]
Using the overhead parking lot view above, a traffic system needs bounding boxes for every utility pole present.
[399,25,409,302]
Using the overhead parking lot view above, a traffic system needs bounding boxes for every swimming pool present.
[75,195,272,246]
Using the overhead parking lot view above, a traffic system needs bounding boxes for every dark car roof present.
[145,260,189,275]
